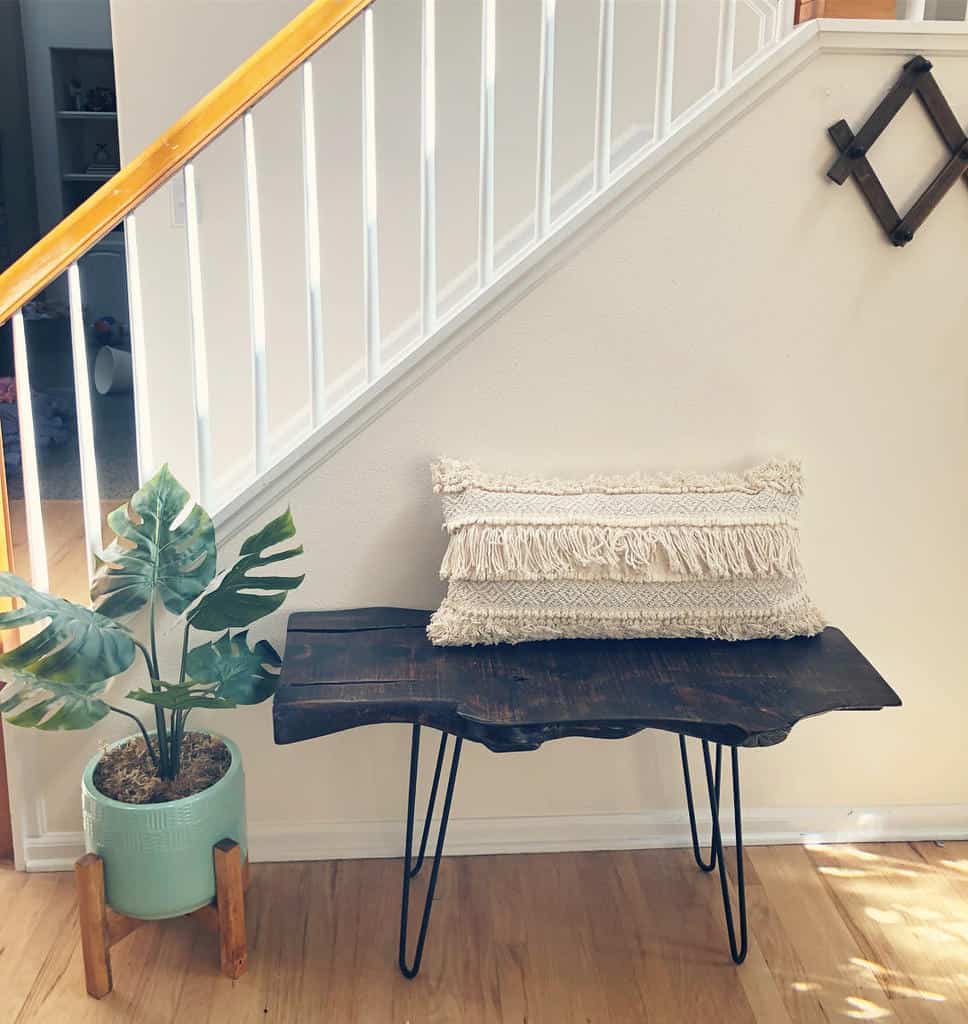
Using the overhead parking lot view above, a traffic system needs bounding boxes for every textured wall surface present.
[16,11,967,853]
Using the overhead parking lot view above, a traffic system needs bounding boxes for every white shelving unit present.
[63,172,114,183]
[51,48,120,218]
[56,110,117,121]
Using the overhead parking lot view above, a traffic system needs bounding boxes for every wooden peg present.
[214,838,247,979]
[74,854,112,999]
[75,839,249,997]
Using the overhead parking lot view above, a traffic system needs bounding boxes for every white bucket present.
[94,346,133,395]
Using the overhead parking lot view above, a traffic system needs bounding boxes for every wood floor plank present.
[0,874,76,1022]
[632,846,758,1024]
[4,844,967,1023]
[806,841,968,1023]
[484,851,538,1023]
[577,850,654,1023]
[749,844,904,1022]
[722,852,795,1024]
[449,855,506,1023]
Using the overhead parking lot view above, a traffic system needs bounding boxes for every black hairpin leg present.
[680,735,722,872]
[399,724,463,979]
[679,737,748,964]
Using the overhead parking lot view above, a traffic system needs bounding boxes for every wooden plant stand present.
[74,838,249,999]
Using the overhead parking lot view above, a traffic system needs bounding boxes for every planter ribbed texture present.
[81,732,247,920]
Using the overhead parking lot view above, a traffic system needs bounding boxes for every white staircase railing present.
[1,0,805,602]
[27,0,967,605]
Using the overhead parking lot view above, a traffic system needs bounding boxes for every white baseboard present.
[22,804,968,871]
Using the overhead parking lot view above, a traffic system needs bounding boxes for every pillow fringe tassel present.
[440,522,800,582]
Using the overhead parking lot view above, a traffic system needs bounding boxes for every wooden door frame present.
[0,425,15,863]
[795,0,897,21]
[0,708,12,863]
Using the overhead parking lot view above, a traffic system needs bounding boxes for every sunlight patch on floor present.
[801,843,968,1019]
[884,983,946,1002]
[865,906,904,924]
[844,995,892,1019]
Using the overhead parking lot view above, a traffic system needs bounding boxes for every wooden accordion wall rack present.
[827,55,968,247]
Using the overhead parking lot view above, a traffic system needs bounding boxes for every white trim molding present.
[22,804,968,872]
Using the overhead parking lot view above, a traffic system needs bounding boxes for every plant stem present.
[147,599,170,779]
[149,598,161,678]
[178,622,190,683]
[107,706,158,767]
[134,640,154,677]
[155,709,169,778]
[172,709,184,775]
[165,622,192,780]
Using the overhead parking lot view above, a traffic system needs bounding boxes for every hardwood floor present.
[1,842,966,1022]
[8,499,114,605]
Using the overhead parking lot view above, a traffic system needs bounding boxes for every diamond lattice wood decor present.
[827,55,968,247]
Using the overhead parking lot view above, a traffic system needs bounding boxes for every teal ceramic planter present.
[81,733,247,920]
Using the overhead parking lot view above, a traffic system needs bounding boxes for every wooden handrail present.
[0,0,373,327]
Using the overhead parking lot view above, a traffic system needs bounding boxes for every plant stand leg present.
[74,854,112,998]
[214,838,247,979]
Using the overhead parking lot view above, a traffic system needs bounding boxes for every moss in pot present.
[0,465,303,919]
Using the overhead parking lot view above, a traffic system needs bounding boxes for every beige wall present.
[225,46,968,823]
[15,16,968,854]
[109,0,764,507]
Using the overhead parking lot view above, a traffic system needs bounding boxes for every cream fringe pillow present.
[428,458,824,646]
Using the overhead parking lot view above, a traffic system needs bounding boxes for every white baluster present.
[362,7,381,381]
[11,311,48,592]
[535,0,557,239]
[654,0,677,140]
[715,0,737,91]
[67,264,103,582]
[594,0,615,193]
[421,0,438,334]
[478,0,496,285]
[243,111,269,475]
[905,0,927,19]
[302,63,325,429]
[183,163,213,508]
[123,215,154,482]
[776,0,796,40]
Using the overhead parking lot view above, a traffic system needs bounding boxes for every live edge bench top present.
[274,608,901,753]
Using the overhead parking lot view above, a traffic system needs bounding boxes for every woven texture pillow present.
[428,458,824,646]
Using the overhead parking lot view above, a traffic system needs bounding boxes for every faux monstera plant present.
[0,465,303,781]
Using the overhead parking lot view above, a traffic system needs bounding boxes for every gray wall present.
[0,0,38,267]
[18,0,112,236]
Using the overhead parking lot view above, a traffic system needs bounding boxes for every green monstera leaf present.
[127,679,237,713]
[92,464,216,619]
[0,573,136,683]
[185,630,281,705]
[187,509,303,632]
[0,670,112,730]
[0,573,135,730]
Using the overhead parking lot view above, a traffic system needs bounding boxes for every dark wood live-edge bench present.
[274,608,901,977]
